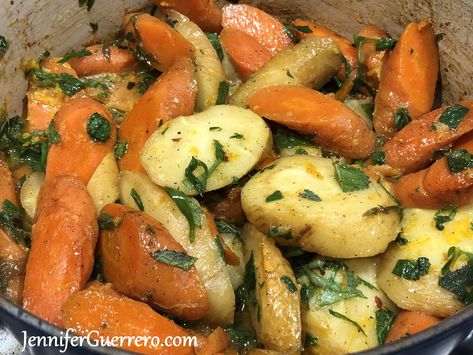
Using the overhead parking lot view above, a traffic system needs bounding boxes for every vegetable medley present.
[1,0,473,354]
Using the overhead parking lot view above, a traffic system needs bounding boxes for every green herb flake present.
[215,219,242,236]
[114,140,128,160]
[45,120,61,144]
[376,308,396,345]
[32,70,107,96]
[216,81,230,105]
[151,249,197,271]
[295,148,308,155]
[244,252,257,306]
[394,107,411,131]
[375,38,398,51]
[274,126,314,152]
[78,0,95,11]
[446,149,473,173]
[280,275,297,293]
[209,126,222,131]
[89,22,98,33]
[395,232,409,246]
[435,33,445,42]
[0,199,29,243]
[206,32,224,61]
[363,205,402,218]
[0,36,9,55]
[371,151,386,165]
[392,257,431,281]
[224,325,258,351]
[230,133,244,140]
[57,49,92,63]
[87,112,111,143]
[439,105,470,131]
[98,213,121,230]
[294,25,313,33]
[214,237,227,263]
[329,309,366,335]
[299,189,321,201]
[434,204,457,230]
[287,70,294,78]
[334,162,370,192]
[438,246,473,304]
[266,190,283,202]
[130,188,144,211]
[165,187,203,243]
[267,226,292,239]
[136,69,160,95]
[305,334,319,348]
[283,24,298,44]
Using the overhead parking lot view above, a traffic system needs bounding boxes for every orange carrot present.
[23,176,98,326]
[205,187,246,225]
[99,203,209,320]
[220,28,272,81]
[222,4,292,56]
[69,44,137,77]
[197,327,229,355]
[118,56,197,173]
[204,209,240,266]
[373,19,439,137]
[124,13,195,72]
[0,229,27,305]
[155,0,222,33]
[293,19,358,80]
[62,281,196,355]
[248,85,376,159]
[0,156,18,207]
[45,98,116,185]
[385,311,440,343]
[382,102,473,174]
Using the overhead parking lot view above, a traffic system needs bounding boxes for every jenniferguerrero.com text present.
[21,329,199,353]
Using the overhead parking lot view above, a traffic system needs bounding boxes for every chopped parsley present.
[376,308,396,345]
[395,232,409,246]
[434,204,457,230]
[45,120,61,144]
[299,189,321,201]
[392,257,431,280]
[87,113,111,143]
[136,69,160,95]
[266,190,283,202]
[0,200,29,244]
[375,38,398,50]
[363,205,402,218]
[216,81,230,105]
[371,151,386,165]
[333,162,370,192]
[209,126,222,131]
[287,70,294,78]
[114,140,128,160]
[224,325,258,351]
[438,246,473,304]
[130,188,144,211]
[394,107,411,131]
[267,226,292,240]
[206,33,224,61]
[57,49,92,63]
[446,149,473,173]
[329,309,366,335]
[294,25,313,33]
[151,249,197,271]
[98,213,121,230]
[274,126,314,152]
[31,70,108,96]
[230,133,244,140]
[280,275,297,293]
[215,219,242,236]
[439,105,469,131]
[0,36,9,56]
[243,252,257,306]
[305,334,319,348]
[283,24,298,44]
[214,236,227,263]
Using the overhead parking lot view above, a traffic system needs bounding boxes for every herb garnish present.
[89,22,98,33]
[329,309,366,335]
[266,190,283,202]
[395,232,408,246]
[114,140,128,160]
[0,200,29,243]
[214,237,227,263]
[392,257,430,280]
[446,149,473,173]
[78,0,95,11]
[299,189,321,201]
[376,308,396,344]
[333,162,370,192]
[224,325,258,351]
[280,275,297,293]
[57,49,92,63]
[438,247,473,304]
[305,334,319,347]
[136,69,160,95]
[438,105,469,131]
[216,81,230,105]
[371,151,386,165]
[98,213,122,230]
[434,204,457,230]
[209,126,222,131]
[274,126,314,152]
[267,226,292,240]
[206,33,224,61]
[215,219,242,236]
[151,249,197,271]
[394,107,411,131]
[31,70,108,96]
[283,24,298,44]
[130,188,144,211]
[230,133,244,140]
[0,36,9,56]
[87,113,111,143]
[294,25,313,33]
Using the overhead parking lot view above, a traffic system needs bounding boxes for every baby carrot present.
[197,327,229,355]
[385,311,440,343]
[118,56,196,173]
[23,176,98,326]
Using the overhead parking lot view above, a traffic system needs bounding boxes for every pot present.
[0,0,472,354]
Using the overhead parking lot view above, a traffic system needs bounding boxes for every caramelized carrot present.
[205,187,246,225]
[99,203,209,320]
[69,44,137,77]
[0,156,18,206]
[382,103,473,174]
[119,56,197,173]
[293,19,358,80]
[155,0,222,33]
[373,19,439,137]
[385,311,440,343]
[204,209,240,266]
[222,4,292,56]
[23,176,98,326]
[220,28,272,81]
[248,85,376,159]
[197,327,229,355]
[62,281,195,355]
[358,24,391,88]
[124,13,195,72]
[45,98,116,185]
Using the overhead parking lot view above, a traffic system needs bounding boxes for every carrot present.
[155,0,222,33]
[204,209,240,266]
[0,229,27,305]
[0,156,18,207]
[220,28,272,81]
[45,98,116,185]
[382,102,473,174]
[62,281,195,355]
[197,327,229,355]
[124,13,195,72]
[393,169,445,208]
[357,24,391,88]
[99,203,209,320]
[222,4,292,56]
[385,311,440,343]
[248,85,376,159]
[293,19,358,80]
[23,176,98,326]
[118,56,196,173]
[205,187,246,225]
[373,19,439,137]
[69,44,137,77]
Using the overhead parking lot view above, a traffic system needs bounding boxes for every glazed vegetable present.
[242,224,302,352]
[99,203,209,320]
[118,56,197,174]
[87,153,119,211]
[119,171,235,325]
[248,85,377,159]
[61,281,195,355]
[373,19,439,137]
[23,176,98,326]
[45,98,116,185]
[385,311,440,343]
[229,38,341,108]
[140,105,272,196]
[241,156,401,258]
[19,172,44,219]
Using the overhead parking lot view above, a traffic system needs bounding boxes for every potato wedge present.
[300,257,397,354]
[243,224,301,352]
[119,171,235,325]
[20,172,44,219]
[229,38,341,107]
[377,207,473,317]
[87,153,119,212]
[241,155,401,258]
[141,105,272,196]
[168,11,226,111]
